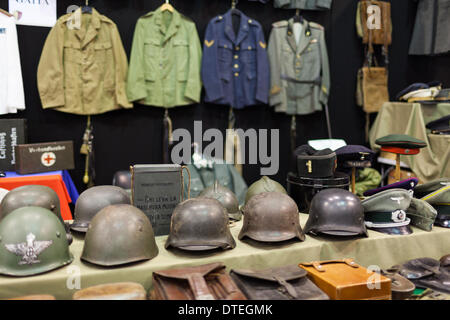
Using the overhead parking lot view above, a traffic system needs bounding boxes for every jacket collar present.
[69,8,101,48]
[287,18,311,54]
[154,8,181,44]
[224,9,249,45]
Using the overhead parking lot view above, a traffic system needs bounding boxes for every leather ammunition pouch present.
[150,262,247,300]
[394,258,450,294]
[230,265,329,300]
[294,145,336,178]
[356,66,389,114]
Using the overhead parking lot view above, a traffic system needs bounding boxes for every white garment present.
[293,22,303,46]
[0,13,25,115]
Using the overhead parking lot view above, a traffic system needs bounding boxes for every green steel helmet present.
[71,185,131,233]
[165,198,236,251]
[198,181,242,221]
[81,204,158,266]
[0,185,62,222]
[0,206,73,277]
[239,192,305,242]
[245,176,287,204]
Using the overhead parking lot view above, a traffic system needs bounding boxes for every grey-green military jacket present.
[268,18,330,115]
[274,0,333,10]
[127,9,202,108]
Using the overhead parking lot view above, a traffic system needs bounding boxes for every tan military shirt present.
[37,8,132,115]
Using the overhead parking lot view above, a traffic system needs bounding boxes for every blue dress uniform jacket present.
[201,11,270,109]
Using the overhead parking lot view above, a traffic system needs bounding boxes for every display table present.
[0,170,79,220]
[0,214,449,300]
[369,102,450,183]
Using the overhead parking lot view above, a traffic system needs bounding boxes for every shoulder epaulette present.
[142,11,155,18]
[213,15,224,23]
[309,22,324,30]
[99,15,113,24]
[272,20,288,28]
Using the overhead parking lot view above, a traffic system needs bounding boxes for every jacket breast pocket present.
[241,44,256,63]
[63,43,81,64]
[218,40,232,62]
[174,39,189,81]
[144,39,161,58]
[94,42,114,90]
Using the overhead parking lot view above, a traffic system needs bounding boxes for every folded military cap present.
[376,134,427,149]
[335,145,374,168]
[406,198,437,232]
[362,189,412,235]
[363,177,419,197]
[293,145,336,178]
[414,178,450,198]
[426,115,450,133]
[420,185,450,228]
[395,83,429,101]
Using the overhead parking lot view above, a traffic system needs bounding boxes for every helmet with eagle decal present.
[0,206,73,276]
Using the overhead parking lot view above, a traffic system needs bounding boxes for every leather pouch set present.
[150,262,247,300]
[230,265,329,300]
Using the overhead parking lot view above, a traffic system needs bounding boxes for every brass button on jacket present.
[37,8,132,115]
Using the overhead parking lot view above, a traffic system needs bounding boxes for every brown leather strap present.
[274,276,298,299]
[300,259,359,272]
[186,273,215,300]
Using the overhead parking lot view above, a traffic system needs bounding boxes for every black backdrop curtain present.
[1,0,449,193]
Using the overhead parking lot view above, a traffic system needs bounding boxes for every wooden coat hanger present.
[161,0,174,12]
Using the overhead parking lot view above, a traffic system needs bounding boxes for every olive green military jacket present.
[268,18,330,115]
[37,8,132,115]
[127,9,202,108]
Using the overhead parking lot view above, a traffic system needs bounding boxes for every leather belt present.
[281,74,321,85]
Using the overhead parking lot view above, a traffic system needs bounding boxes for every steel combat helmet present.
[71,185,130,232]
[0,185,62,222]
[245,176,287,204]
[0,206,73,276]
[165,198,236,251]
[304,188,368,237]
[81,204,158,266]
[239,192,305,242]
[199,181,242,221]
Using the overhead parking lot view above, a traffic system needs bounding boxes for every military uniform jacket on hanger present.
[127,9,202,108]
[268,18,330,115]
[201,11,269,109]
[0,13,25,115]
[256,0,333,10]
[37,8,132,115]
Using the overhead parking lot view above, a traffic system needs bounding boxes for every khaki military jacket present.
[268,18,330,115]
[37,8,132,115]
[127,9,202,108]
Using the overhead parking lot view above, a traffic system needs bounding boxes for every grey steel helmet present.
[71,185,131,232]
[304,188,368,237]
[239,192,305,242]
[198,181,242,221]
[165,198,236,251]
[0,206,73,277]
[245,176,287,204]
[0,185,62,222]
[81,204,158,266]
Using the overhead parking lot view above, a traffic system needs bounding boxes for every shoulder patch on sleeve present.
[272,21,288,28]
[309,22,324,30]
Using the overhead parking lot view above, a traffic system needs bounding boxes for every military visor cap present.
[335,144,374,168]
[363,177,419,197]
[414,178,450,198]
[375,134,427,149]
[362,189,412,235]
